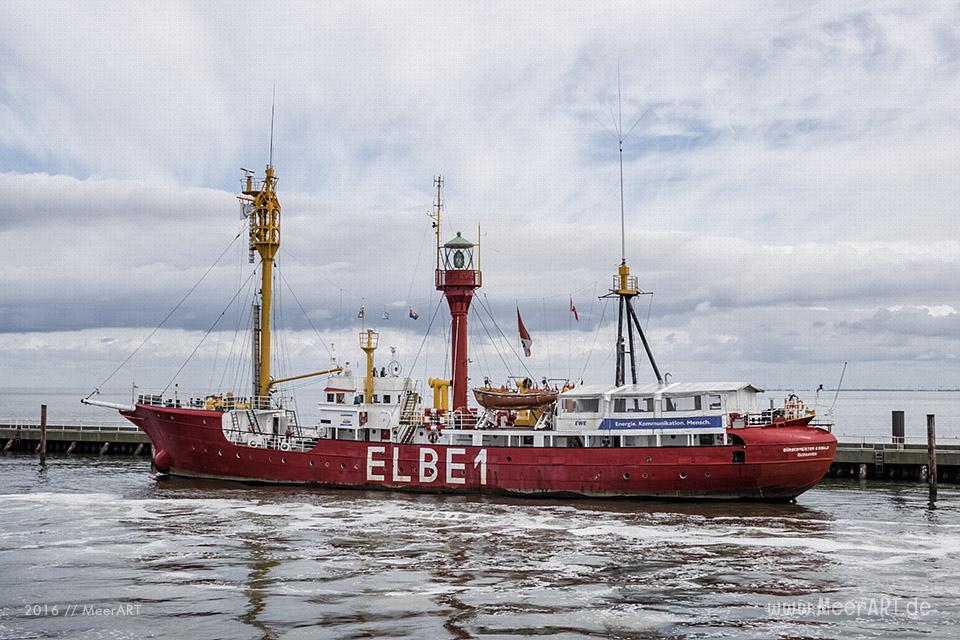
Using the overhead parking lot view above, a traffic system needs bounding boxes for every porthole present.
[646,456,653,463]
[506,456,512,462]
[309,460,315,467]
[268,457,273,462]
[340,463,346,470]
[641,473,648,479]
[353,464,359,470]
[281,457,287,464]
[325,461,330,468]
[203,448,208,453]
[704,472,711,478]
[202,419,207,425]
[235,453,241,459]
[679,472,687,479]
[217,450,222,456]
[623,472,630,480]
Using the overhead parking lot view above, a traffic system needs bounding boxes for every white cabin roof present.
[607,383,662,396]
[560,381,763,399]
[659,382,763,395]
[559,383,614,397]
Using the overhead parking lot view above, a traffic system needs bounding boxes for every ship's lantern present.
[442,232,475,271]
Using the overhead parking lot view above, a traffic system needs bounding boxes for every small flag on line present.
[569,295,579,322]
[517,305,532,357]
[409,307,420,320]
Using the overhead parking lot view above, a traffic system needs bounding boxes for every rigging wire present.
[276,266,336,360]
[407,296,445,374]
[830,361,848,412]
[86,222,246,397]
[220,266,257,393]
[472,306,513,379]
[477,293,535,380]
[541,297,552,379]
[404,222,431,307]
[578,298,610,383]
[230,300,255,397]
[163,267,260,394]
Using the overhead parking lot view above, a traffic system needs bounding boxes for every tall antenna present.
[618,64,625,263]
[602,63,664,387]
[269,83,276,167]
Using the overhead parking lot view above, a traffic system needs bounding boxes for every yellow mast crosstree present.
[240,165,341,403]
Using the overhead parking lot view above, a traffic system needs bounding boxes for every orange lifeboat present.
[472,386,558,410]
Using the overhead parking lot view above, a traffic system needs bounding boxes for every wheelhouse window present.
[383,394,391,404]
[563,398,600,414]
[664,396,702,412]
[613,397,653,413]
[707,394,722,411]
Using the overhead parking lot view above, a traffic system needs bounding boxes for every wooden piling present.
[39,404,47,465]
[892,410,905,445]
[927,414,937,496]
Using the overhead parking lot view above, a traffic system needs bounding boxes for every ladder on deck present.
[246,410,262,433]
[397,379,422,444]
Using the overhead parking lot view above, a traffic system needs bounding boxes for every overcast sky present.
[2,1,958,401]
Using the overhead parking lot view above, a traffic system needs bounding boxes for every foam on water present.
[1,457,959,639]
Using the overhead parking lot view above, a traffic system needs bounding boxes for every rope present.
[579,298,610,383]
[163,267,259,394]
[473,305,513,378]
[477,294,535,380]
[86,222,245,398]
[220,268,257,392]
[405,222,431,305]
[277,266,335,360]
[541,297,551,378]
[407,296,445,374]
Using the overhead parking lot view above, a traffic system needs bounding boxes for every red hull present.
[123,405,837,501]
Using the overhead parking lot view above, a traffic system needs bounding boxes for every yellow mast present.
[359,328,378,404]
[242,165,281,399]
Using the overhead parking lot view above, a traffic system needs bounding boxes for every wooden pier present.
[0,421,150,456]
[829,442,959,482]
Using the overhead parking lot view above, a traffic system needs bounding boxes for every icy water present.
[0,456,958,639]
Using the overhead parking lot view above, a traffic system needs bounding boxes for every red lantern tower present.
[432,176,481,412]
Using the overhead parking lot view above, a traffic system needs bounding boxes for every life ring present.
[246,435,264,448]
[428,431,440,444]
[278,439,291,451]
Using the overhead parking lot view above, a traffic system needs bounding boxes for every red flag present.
[517,305,532,357]
[569,295,579,322]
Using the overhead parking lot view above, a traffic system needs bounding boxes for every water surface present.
[0,455,957,639]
